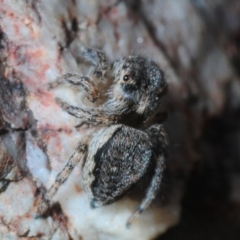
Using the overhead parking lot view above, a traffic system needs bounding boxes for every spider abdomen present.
[82,124,153,208]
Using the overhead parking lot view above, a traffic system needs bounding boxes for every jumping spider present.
[38,48,168,227]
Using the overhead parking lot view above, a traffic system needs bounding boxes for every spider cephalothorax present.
[38,48,168,227]
[112,55,167,118]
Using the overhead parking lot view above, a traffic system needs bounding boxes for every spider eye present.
[123,75,129,81]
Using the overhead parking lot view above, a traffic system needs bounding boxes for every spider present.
[38,48,168,227]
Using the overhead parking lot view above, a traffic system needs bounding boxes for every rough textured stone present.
[0,0,240,239]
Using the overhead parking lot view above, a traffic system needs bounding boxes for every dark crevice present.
[159,98,240,239]
[0,128,8,136]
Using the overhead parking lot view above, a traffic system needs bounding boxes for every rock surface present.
[0,0,240,240]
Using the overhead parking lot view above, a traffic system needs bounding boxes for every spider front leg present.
[55,97,132,125]
[49,73,99,102]
[81,48,109,79]
[49,48,110,102]
[37,139,88,216]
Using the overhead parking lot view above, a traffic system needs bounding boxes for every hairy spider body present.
[38,48,167,226]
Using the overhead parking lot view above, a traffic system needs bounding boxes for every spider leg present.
[81,48,109,79]
[55,98,121,125]
[37,140,88,216]
[49,73,99,102]
[126,152,165,228]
